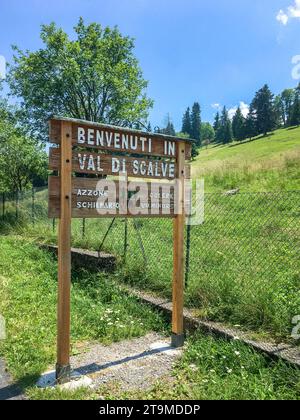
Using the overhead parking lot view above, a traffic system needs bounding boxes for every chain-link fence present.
[0,188,299,339]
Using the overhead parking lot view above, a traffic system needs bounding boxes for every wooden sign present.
[49,147,177,180]
[48,176,176,218]
[49,117,192,159]
[48,117,192,384]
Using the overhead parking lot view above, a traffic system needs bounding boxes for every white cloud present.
[228,102,250,120]
[276,1,300,25]
[211,103,221,111]
[277,10,289,25]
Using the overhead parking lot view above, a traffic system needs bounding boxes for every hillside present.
[192,126,300,192]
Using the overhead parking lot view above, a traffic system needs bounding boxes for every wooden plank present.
[48,176,176,219]
[49,147,177,180]
[56,121,72,383]
[172,141,186,343]
[49,118,192,159]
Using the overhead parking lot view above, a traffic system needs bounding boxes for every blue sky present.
[1,0,300,130]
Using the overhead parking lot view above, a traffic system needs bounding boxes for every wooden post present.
[171,141,186,348]
[56,121,72,384]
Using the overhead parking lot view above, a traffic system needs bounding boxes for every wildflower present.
[234,351,240,356]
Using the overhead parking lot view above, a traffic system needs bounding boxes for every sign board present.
[49,148,177,180]
[48,176,176,218]
[48,117,192,384]
[49,118,191,159]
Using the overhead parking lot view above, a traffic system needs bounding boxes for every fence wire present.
[0,188,299,338]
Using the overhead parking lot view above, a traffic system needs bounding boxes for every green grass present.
[120,333,300,400]
[15,189,299,344]
[193,126,300,192]
[1,127,299,343]
[28,333,300,400]
[0,236,167,392]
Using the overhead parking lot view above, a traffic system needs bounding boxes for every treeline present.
[154,83,300,158]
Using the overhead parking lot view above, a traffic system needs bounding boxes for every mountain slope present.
[192,126,300,192]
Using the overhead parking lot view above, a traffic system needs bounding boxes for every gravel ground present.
[71,333,183,393]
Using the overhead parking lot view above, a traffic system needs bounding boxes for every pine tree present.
[219,106,233,143]
[274,95,284,128]
[281,89,294,126]
[182,107,191,135]
[213,112,221,143]
[244,104,257,140]
[232,107,246,141]
[160,114,176,136]
[252,84,276,136]
[190,102,201,147]
[290,92,300,126]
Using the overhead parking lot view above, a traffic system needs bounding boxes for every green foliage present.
[190,102,201,146]
[217,106,233,144]
[232,107,246,141]
[0,105,47,192]
[181,107,191,135]
[290,91,300,126]
[127,334,300,400]
[251,84,276,136]
[0,236,167,388]
[8,18,153,142]
[200,122,215,147]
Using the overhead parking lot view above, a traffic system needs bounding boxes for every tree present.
[213,112,222,143]
[273,95,284,129]
[181,107,191,135]
[160,114,176,136]
[218,106,233,144]
[290,92,300,126]
[281,89,295,126]
[200,122,215,145]
[190,102,201,147]
[0,118,47,193]
[251,84,276,136]
[244,104,257,140]
[8,18,153,142]
[232,107,246,141]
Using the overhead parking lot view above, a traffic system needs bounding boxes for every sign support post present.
[56,121,72,384]
[171,142,186,348]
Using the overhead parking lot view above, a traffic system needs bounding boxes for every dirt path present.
[71,333,183,394]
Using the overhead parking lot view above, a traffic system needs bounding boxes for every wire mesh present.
[0,187,299,338]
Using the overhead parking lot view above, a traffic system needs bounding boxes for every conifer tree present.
[232,107,246,141]
[190,102,201,147]
[252,84,276,136]
[182,107,191,135]
[290,92,300,126]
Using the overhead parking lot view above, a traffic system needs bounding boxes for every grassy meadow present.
[0,127,299,343]
[193,126,300,192]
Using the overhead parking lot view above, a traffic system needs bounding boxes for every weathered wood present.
[48,176,176,219]
[56,121,72,383]
[49,118,192,159]
[172,142,186,344]
[49,147,177,180]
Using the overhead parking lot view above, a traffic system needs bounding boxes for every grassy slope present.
[0,237,298,400]
[192,126,300,192]
[0,236,167,391]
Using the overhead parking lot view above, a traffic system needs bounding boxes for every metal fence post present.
[2,193,5,219]
[15,191,19,220]
[124,219,128,262]
[82,218,86,239]
[32,187,35,225]
[185,223,191,288]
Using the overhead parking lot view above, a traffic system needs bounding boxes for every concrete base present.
[36,370,93,390]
